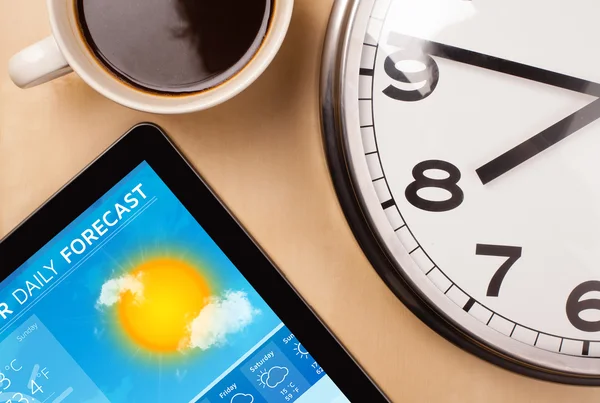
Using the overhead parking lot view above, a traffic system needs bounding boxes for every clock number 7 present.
[476,244,522,297]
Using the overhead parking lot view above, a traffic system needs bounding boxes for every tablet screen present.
[0,162,349,403]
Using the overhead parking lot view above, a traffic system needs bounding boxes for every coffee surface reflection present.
[77,0,272,94]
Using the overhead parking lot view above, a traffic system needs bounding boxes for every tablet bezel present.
[0,123,389,402]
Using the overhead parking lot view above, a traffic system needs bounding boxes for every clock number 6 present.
[405,160,464,212]
[566,281,600,332]
[476,244,522,297]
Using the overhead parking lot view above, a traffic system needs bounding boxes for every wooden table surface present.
[1,0,599,401]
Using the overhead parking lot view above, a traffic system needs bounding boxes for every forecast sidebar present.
[0,315,109,402]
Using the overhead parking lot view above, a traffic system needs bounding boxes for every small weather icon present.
[294,342,309,359]
[257,366,289,388]
[230,393,254,403]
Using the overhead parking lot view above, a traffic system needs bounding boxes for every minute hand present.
[388,32,600,97]
[388,32,600,185]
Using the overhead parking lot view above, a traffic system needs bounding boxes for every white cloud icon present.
[184,290,260,351]
[266,366,289,388]
[96,273,144,307]
[230,393,254,403]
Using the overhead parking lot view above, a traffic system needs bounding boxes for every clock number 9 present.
[405,160,464,212]
[566,281,600,332]
[383,49,440,102]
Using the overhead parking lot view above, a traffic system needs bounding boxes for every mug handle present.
[8,36,73,89]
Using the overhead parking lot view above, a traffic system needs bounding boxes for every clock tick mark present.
[394,224,406,231]
[583,341,590,356]
[509,324,517,338]
[463,297,476,312]
[359,68,374,76]
[381,199,395,209]
[559,338,565,353]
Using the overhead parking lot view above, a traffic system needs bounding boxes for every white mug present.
[8,0,293,114]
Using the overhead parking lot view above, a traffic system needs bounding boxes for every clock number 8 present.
[405,160,464,212]
[566,281,600,332]
[383,49,440,102]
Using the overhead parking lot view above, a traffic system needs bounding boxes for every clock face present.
[323,0,600,381]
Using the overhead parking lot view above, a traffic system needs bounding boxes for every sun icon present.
[257,369,269,388]
[294,342,309,359]
[117,257,211,353]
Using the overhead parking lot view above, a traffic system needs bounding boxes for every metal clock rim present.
[319,0,600,386]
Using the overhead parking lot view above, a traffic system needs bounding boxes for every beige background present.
[1,0,599,401]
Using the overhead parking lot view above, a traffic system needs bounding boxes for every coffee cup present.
[8,0,293,114]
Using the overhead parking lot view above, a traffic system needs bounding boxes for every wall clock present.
[321,0,600,383]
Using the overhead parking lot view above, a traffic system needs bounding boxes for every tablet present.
[0,124,388,403]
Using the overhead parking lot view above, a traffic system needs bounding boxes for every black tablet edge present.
[0,123,390,402]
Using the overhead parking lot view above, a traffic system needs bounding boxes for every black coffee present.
[76,0,272,94]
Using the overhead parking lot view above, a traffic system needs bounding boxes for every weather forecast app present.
[0,162,349,403]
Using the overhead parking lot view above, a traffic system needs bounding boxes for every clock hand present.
[387,32,600,97]
[388,32,600,184]
[476,98,600,184]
